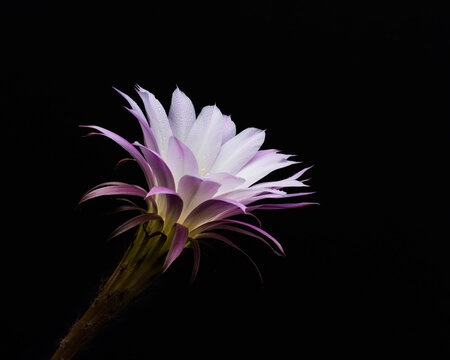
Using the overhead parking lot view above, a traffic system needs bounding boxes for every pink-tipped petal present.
[182,198,246,230]
[114,87,160,153]
[162,223,189,272]
[125,107,160,152]
[196,232,263,284]
[113,87,147,123]
[146,186,178,198]
[166,137,199,186]
[83,181,142,193]
[177,175,221,222]
[134,142,175,190]
[247,202,319,211]
[207,224,283,256]
[109,198,146,214]
[81,125,155,188]
[109,213,162,240]
[145,186,184,232]
[189,214,261,236]
[286,165,314,180]
[112,204,146,214]
[114,158,136,170]
[248,191,316,202]
[210,206,263,228]
[136,85,173,158]
[190,239,201,283]
[221,219,285,256]
[80,185,148,204]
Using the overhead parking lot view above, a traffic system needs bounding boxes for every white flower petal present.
[166,136,199,187]
[221,115,236,144]
[251,178,307,189]
[177,175,221,223]
[136,85,172,159]
[210,127,265,175]
[206,172,245,196]
[216,188,267,202]
[113,87,147,122]
[182,198,246,230]
[236,150,298,187]
[185,105,224,171]
[218,187,286,203]
[114,87,160,152]
[168,87,196,142]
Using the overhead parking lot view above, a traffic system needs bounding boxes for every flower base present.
[51,220,166,360]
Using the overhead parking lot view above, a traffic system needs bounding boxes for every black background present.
[5,0,450,358]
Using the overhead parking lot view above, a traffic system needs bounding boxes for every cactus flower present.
[50,85,316,359]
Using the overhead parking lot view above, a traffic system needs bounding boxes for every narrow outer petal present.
[109,213,162,240]
[190,239,201,282]
[136,85,173,158]
[177,175,221,223]
[82,181,144,194]
[81,125,155,188]
[113,87,147,123]
[125,108,160,152]
[113,87,160,152]
[162,223,189,272]
[80,185,148,204]
[182,198,246,230]
[215,188,269,202]
[196,232,263,283]
[248,191,315,202]
[146,186,184,232]
[134,142,175,190]
[254,165,313,190]
[166,137,199,187]
[250,178,308,189]
[201,223,283,256]
[247,202,319,211]
[220,219,285,256]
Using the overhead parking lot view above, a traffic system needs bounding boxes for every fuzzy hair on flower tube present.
[50,85,318,359]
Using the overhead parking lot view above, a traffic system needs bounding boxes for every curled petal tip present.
[81,132,100,138]
[145,185,178,199]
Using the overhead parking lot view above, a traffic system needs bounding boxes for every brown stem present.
[50,289,130,360]
[50,222,165,360]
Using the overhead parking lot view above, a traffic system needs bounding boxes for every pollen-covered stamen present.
[199,168,210,177]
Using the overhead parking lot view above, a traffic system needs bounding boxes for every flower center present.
[200,168,210,177]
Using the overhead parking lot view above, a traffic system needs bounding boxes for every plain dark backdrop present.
[5,0,450,358]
